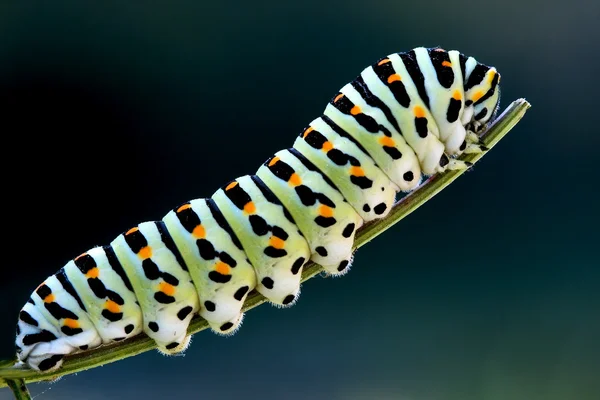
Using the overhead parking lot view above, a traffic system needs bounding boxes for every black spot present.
[218,252,237,268]
[19,310,38,326]
[291,257,305,275]
[282,294,296,305]
[295,185,317,206]
[315,215,336,227]
[342,223,355,238]
[474,107,488,120]
[177,306,193,320]
[337,260,350,271]
[261,277,274,289]
[264,247,288,258]
[161,272,179,286]
[38,355,64,371]
[350,175,373,189]
[316,246,328,257]
[460,140,467,151]
[113,337,125,341]
[415,117,428,138]
[124,324,135,334]
[44,301,79,321]
[22,330,57,346]
[465,100,473,106]
[220,322,234,331]
[403,171,414,181]
[233,286,250,301]
[166,342,179,350]
[154,292,176,304]
[374,203,387,215]
[204,301,216,312]
[197,239,217,260]
[327,149,348,165]
[101,310,123,322]
[363,204,371,212]
[447,98,462,123]
[383,146,402,160]
[148,322,159,332]
[209,271,232,284]
[79,345,88,350]
[61,326,83,336]
[439,154,449,167]
[271,225,289,240]
[249,214,270,236]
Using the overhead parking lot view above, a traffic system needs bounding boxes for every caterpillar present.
[14,47,501,372]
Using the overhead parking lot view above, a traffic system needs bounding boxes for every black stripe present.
[56,269,87,312]
[458,53,468,84]
[465,63,489,91]
[399,50,430,108]
[474,72,499,106]
[206,199,244,250]
[320,116,371,161]
[156,221,189,272]
[251,175,297,225]
[104,245,134,292]
[352,76,402,134]
[123,228,148,254]
[288,148,342,194]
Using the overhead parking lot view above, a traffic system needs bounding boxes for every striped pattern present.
[15,47,501,372]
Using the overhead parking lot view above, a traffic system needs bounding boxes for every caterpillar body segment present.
[212,175,311,307]
[256,149,363,275]
[163,199,257,335]
[14,47,502,372]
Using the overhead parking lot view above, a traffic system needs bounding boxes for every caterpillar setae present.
[15,47,500,372]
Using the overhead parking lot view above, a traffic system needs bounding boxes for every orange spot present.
[333,93,344,103]
[74,252,87,261]
[387,74,401,83]
[269,236,285,249]
[126,227,139,235]
[215,262,230,275]
[377,58,390,65]
[379,136,395,147]
[350,166,365,176]
[63,318,80,329]
[322,141,333,151]
[414,106,425,118]
[159,282,176,296]
[442,61,452,67]
[86,267,99,279]
[452,90,462,100]
[192,224,206,238]
[43,294,55,303]
[243,201,256,214]
[268,156,280,167]
[138,246,152,259]
[319,205,333,218]
[302,126,314,138]
[289,173,302,186]
[350,105,361,115]
[434,48,446,52]
[105,300,120,313]
[472,91,483,102]
[225,181,238,191]
[177,203,192,213]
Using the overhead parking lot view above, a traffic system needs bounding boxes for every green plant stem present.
[0,99,530,394]
[6,379,31,400]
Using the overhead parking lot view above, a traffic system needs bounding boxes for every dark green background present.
[0,1,598,399]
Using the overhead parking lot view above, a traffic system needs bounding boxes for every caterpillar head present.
[464,66,501,134]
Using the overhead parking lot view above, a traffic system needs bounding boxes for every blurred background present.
[0,1,598,399]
